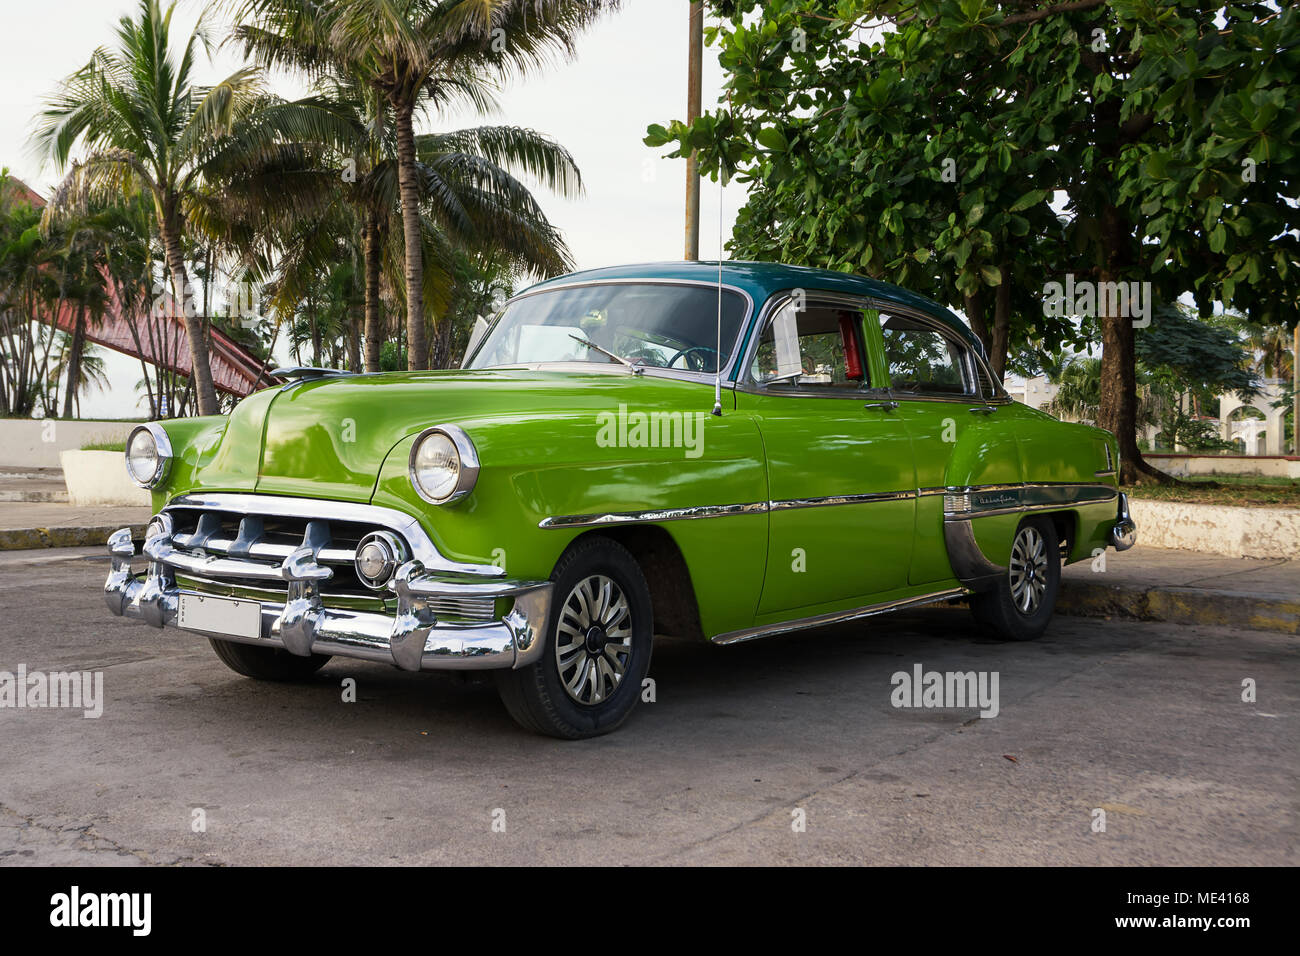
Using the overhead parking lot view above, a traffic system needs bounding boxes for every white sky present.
[2,0,746,417]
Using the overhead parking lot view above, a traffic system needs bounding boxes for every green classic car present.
[105,261,1136,738]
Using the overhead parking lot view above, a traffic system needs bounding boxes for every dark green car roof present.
[523,260,984,356]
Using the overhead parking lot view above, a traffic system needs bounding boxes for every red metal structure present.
[10,177,269,399]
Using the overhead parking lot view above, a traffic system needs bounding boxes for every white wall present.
[0,420,138,468]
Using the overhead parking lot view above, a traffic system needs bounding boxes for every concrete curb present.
[0,524,144,551]
[1059,580,1299,635]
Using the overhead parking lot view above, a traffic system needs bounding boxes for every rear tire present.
[495,536,653,739]
[968,516,1060,641]
[209,638,331,681]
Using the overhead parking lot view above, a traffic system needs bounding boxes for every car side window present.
[877,312,975,397]
[750,300,867,389]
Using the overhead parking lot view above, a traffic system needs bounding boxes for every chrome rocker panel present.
[104,518,551,672]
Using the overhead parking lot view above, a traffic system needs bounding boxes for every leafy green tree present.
[650,0,1298,483]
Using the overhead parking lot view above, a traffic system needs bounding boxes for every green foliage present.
[650,0,1299,465]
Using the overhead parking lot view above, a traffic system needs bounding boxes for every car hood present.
[242,367,698,502]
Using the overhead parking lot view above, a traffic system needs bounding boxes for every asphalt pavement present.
[1,547,1294,865]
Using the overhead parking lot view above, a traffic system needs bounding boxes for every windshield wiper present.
[568,334,643,374]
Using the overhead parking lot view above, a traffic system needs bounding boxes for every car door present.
[738,292,917,618]
[863,305,1019,586]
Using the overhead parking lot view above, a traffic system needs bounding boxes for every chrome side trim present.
[768,491,913,511]
[539,501,767,529]
[163,493,503,578]
[540,482,1118,529]
[942,483,1117,520]
[712,587,970,645]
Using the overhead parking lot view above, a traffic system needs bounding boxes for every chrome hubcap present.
[1009,526,1048,614]
[554,574,634,705]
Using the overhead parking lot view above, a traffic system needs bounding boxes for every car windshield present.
[467,282,748,375]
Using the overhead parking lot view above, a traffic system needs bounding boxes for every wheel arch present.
[563,525,705,642]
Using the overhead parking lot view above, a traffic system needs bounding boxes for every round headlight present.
[125,424,172,488]
[409,424,479,505]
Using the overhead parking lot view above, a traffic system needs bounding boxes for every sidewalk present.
[1060,546,1299,635]
[0,466,68,503]
[0,501,150,550]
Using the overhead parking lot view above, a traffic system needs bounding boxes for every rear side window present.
[750,300,866,389]
[877,312,975,396]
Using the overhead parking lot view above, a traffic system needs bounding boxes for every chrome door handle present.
[864,401,899,411]
[969,406,995,415]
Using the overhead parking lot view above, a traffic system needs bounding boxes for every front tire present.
[495,536,654,739]
[209,638,331,681]
[968,516,1060,641]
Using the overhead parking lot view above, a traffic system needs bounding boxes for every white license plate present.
[177,593,262,640]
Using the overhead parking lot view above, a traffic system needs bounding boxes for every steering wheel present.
[667,345,719,372]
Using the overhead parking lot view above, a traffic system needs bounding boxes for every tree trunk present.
[347,301,363,372]
[160,199,220,415]
[393,101,427,371]
[988,264,1011,382]
[61,302,85,419]
[363,209,383,372]
[1094,205,1168,485]
[964,290,988,355]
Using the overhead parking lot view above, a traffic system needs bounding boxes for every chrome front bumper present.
[104,524,552,672]
[1109,491,1138,551]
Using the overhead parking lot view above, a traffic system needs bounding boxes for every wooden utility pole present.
[684,1,703,260]
[1294,324,1299,454]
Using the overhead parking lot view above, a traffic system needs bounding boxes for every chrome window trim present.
[736,289,877,397]
[466,277,755,385]
[865,298,1010,403]
[162,493,504,578]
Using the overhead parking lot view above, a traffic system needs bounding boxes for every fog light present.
[354,531,406,590]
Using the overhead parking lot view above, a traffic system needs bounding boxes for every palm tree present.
[34,0,355,414]
[50,336,110,419]
[227,45,581,372]
[229,0,616,369]
[0,181,64,417]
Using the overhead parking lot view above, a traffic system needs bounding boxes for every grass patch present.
[79,440,126,453]
[1129,476,1300,508]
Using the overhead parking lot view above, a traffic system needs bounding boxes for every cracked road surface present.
[2,548,1296,865]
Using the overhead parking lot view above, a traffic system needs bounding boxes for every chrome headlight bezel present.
[408,424,479,505]
[125,423,173,489]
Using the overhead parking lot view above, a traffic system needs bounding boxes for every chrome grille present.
[160,505,496,622]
